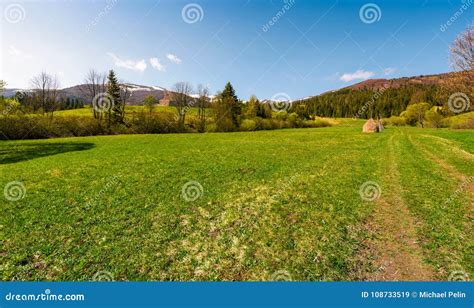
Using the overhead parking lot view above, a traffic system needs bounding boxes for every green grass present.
[0,124,472,281]
[54,105,201,118]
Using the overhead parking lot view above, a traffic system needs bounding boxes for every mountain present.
[60,83,168,105]
[342,72,458,91]
[3,83,169,105]
[291,71,472,119]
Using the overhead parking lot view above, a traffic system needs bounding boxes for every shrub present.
[386,116,407,126]
[313,118,333,127]
[424,110,445,128]
[448,112,474,129]
[275,111,288,121]
[130,112,179,134]
[240,119,257,131]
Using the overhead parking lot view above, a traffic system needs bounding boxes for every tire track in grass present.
[420,134,474,161]
[408,134,473,207]
[400,131,473,278]
[362,129,435,281]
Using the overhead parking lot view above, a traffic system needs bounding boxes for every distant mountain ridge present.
[3,83,169,105]
[342,72,458,91]
[294,71,471,103]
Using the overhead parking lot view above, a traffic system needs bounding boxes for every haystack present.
[363,118,383,133]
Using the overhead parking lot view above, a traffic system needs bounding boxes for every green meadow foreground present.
[1,123,472,281]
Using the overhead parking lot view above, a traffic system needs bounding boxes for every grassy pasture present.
[0,123,472,281]
[54,105,201,118]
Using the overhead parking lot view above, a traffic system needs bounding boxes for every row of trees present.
[2,69,130,130]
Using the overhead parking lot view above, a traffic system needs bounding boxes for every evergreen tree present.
[106,70,122,125]
[220,82,241,127]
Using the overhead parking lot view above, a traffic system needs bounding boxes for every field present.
[54,105,202,118]
[1,122,472,281]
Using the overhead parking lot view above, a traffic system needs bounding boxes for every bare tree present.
[171,82,193,129]
[119,82,131,122]
[83,69,107,119]
[30,72,60,116]
[196,84,209,133]
[450,23,474,73]
[445,23,474,111]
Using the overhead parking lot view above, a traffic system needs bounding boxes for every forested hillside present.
[291,71,473,119]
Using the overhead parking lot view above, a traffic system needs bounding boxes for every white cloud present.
[107,52,147,72]
[383,67,396,75]
[166,53,182,64]
[149,58,166,72]
[340,70,374,82]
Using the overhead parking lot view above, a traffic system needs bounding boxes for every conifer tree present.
[220,82,241,128]
[106,70,122,126]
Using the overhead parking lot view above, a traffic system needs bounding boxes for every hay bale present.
[363,118,378,133]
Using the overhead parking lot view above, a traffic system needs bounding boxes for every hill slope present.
[292,71,472,119]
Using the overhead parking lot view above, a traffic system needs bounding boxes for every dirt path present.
[361,130,436,281]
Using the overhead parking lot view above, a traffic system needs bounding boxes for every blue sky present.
[1,0,472,99]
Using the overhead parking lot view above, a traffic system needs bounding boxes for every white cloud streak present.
[149,58,166,72]
[166,53,182,64]
[340,70,374,82]
[107,52,147,72]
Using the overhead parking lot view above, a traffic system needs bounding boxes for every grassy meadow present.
[1,121,472,281]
